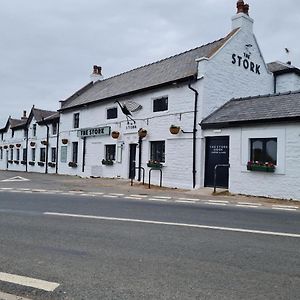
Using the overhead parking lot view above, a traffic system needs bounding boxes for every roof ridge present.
[93,37,225,86]
[231,90,300,102]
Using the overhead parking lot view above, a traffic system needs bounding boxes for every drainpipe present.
[45,123,50,174]
[25,128,28,172]
[55,119,60,174]
[138,137,142,181]
[188,83,198,189]
[273,74,277,94]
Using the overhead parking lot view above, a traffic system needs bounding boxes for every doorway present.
[204,136,229,188]
[128,144,137,179]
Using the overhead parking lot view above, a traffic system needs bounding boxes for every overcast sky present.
[0,0,299,125]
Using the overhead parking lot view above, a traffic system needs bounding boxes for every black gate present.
[128,144,137,179]
[204,136,229,188]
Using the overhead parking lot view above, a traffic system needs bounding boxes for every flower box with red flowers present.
[147,160,163,169]
[247,161,275,173]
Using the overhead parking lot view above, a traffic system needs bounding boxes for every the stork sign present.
[115,100,142,124]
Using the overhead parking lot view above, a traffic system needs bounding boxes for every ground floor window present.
[0,148,2,160]
[150,141,165,162]
[23,148,27,161]
[51,147,56,162]
[32,148,36,161]
[16,149,20,161]
[105,144,116,160]
[40,148,46,162]
[10,149,13,160]
[61,146,67,163]
[250,138,277,165]
[72,142,78,163]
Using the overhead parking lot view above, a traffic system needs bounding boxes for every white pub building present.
[1,1,300,201]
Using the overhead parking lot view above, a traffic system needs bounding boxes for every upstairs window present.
[32,124,37,137]
[52,123,58,135]
[105,145,116,160]
[73,113,80,129]
[150,141,165,163]
[23,148,27,161]
[250,138,277,165]
[107,107,118,119]
[0,148,3,160]
[32,148,36,161]
[153,97,168,112]
[40,148,46,162]
[10,149,13,160]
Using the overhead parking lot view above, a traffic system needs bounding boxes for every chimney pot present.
[243,4,249,15]
[237,0,245,14]
[93,65,102,75]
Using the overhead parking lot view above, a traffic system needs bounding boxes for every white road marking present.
[272,207,297,212]
[109,193,124,196]
[89,192,104,195]
[152,196,172,199]
[17,188,31,191]
[103,195,118,198]
[236,205,260,208]
[124,196,142,200]
[207,200,229,204]
[80,194,95,197]
[272,205,299,209]
[148,198,168,202]
[0,272,59,292]
[68,191,84,194]
[0,291,32,300]
[130,194,148,198]
[31,189,47,192]
[238,202,262,206]
[1,176,30,182]
[205,202,227,206]
[0,188,13,190]
[175,200,196,204]
[178,197,198,201]
[44,212,300,238]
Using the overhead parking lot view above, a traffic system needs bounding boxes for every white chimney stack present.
[232,0,254,32]
[90,65,103,83]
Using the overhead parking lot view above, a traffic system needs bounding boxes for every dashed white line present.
[152,196,172,199]
[0,272,60,292]
[205,202,227,206]
[236,205,260,208]
[178,197,198,201]
[207,200,229,204]
[175,200,196,204]
[89,192,104,195]
[272,207,297,212]
[31,189,47,192]
[130,194,148,198]
[109,193,124,196]
[103,195,118,198]
[0,188,13,190]
[272,205,299,209]
[238,202,262,206]
[44,212,300,238]
[124,196,142,200]
[148,198,168,202]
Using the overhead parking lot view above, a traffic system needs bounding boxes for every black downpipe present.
[25,128,28,172]
[138,137,142,181]
[188,83,199,189]
[82,137,86,173]
[55,120,60,174]
[274,74,277,94]
[45,124,50,174]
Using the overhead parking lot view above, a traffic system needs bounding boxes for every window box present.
[21,160,27,165]
[9,145,14,148]
[102,159,114,166]
[29,161,35,166]
[169,125,180,135]
[14,160,19,164]
[48,162,56,168]
[38,161,45,167]
[247,161,275,173]
[3,145,8,149]
[8,160,13,164]
[147,160,163,169]
[68,161,77,168]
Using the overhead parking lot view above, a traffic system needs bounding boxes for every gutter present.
[188,83,199,189]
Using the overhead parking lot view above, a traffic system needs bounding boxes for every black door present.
[6,150,8,170]
[204,136,229,188]
[129,144,137,179]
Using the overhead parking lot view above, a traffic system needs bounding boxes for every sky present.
[0,0,299,125]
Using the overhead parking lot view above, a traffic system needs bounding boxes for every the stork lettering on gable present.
[232,53,261,75]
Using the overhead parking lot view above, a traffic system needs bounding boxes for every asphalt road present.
[0,192,299,299]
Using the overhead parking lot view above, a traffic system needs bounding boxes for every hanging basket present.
[9,145,14,148]
[62,138,68,145]
[16,144,21,148]
[3,145,8,149]
[111,131,120,139]
[30,142,36,147]
[138,128,147,139]
[41,140,48,146]
[169,125,181,135]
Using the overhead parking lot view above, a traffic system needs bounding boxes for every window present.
[51,147,56,162]
[1,133,3,141]
[105,145,116,160]
[52,123,57,135]
[153,97,168,112]
[0,148,3,160]
[107,107,118,119]
[61,146,67,163]
[24,129,27,138]
[23,148,27,161]
[16,149,20,161]
[32,148,36,161]
[250,138,277,165]
[33,124,37,137]
[10,149,13,160]
[40,148,46,162]
[72,142,78,163]
[150,141,165,163]
[73,113,80,128]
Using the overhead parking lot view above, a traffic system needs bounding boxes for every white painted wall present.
[276,73,300,93]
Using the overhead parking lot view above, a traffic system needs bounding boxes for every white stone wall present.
[58,82,203,189]
[203,124,300,201]
[276,73,300,93]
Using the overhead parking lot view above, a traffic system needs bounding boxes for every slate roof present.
[31,108,57,123]
[201,90,300,129]
[60,29,239,111]
[267,61,300,75]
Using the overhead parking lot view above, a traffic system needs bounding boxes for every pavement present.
[0,170,299,213]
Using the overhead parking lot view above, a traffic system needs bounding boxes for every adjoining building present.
[1,1,300,201]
